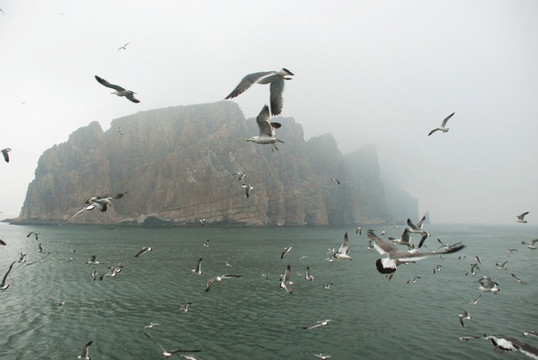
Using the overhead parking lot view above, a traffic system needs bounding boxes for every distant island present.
[11,101,417,226]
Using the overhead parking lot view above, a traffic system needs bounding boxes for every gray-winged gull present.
[247,105,284,151]
[428,112,455,136]
[95,75,140,103]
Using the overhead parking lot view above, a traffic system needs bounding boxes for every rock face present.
[15,101,417,226]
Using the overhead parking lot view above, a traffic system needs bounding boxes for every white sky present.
[0,0,537,223]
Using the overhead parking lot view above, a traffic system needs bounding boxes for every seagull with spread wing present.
[95,75,140,103]
[428,112,455,136]
[225,68,294,116]
[246,105,284,151]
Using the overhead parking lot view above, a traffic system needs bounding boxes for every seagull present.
[38,243,45,254]
[329,178,341,185]
[142,330,201,358]
[144,323,160,329]
[1,261,16,290]
[225,261,232,267]
[511,273,527,284]
[95,75,140,103]
[303,319,332,330]
[67,192,126,221]
[333,232,351,260]
[91,268,98,281]
[135,247,152,257]
[203,239,209,247]
[507,248,518,253]
[406,276,421,284]
[428,112,455,136]
[516,212,529,223]
[281,246,293,259]
[459,335,480,341]
[458,311,471,327]
[233,172,246,182]
[313,354,332,359]
[433,264,442,274]
[26,231,39,240]
[117,42,130,51]
[435,239,463,252]
[99,263,123,280]
[523,331,538,337]
[466,262,480,276]
[477,276,500,293]
[367,230,465,274]
[0,239,6,246]
[388,228,415,250]
[180,303,191,312]
[18,252,27,263]
[356,226,363,235]
[199,218,206,227]
[280,265,293,294]
[305,266,314,281]
[205,274,242,292]
[323,283,333,289]
[407,217,429,237]
[474,255,482,264]
[192,258,202,275]
[76,340,93,360]
[483,334,538,359]
[241,183,254,198]
[495,261,508,270]
[521,239,538,249]
[246,105,284,152]
[86,255,100,265]
[469,295,482,304]
[1,148,11,163]
[225,68,294,116]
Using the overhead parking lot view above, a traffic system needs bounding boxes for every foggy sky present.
[1,0,537,224]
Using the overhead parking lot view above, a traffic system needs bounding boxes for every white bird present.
[329,178,340,185]
[117,42,130,51]
[134,247,152,257]
[1,261,16,290]
[225,68,294,116]
[144,323,160,329]
[469,294,482,304]
[356,227,363,235]
[1,148,11,163]
[281,246,293,259]
[95,75,140,103]
[142,330,201,358]
[477,276,500,293]
[458,310,471,327]
[511,273,527,284]
[333,232,351,260]
[303,319,332,330]
[180,303,191,312]
[280,265,293,294]
[521,239,538,249]
[495,260,508,270]
[428,112,455,136]
[205,274,242,292]
[484,334,538,359]
[192,258,202,275]
[516,212,529,223]
[367,230,465,274]
[199,218,206,227]
[246,105,284,151]
[241,183,254,198]
[305,266,314,281]
[91,268,98,281]
[389,228,415,250]
[407,217,429,237]
[313,354,332,359]
[406,276,421,284]
[67,192,127,221]
[76,340,93,360]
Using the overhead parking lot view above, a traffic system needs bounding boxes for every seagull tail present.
[376,259,396,274]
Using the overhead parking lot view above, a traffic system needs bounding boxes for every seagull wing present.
[441,112,455,127]
[407,218,420,231]
[81,341,93,358]
[517,212,529,220]
[416,215,426,229]
[95,75,126,92]
[225,71,274,99]
[134,247,148,257]
[143,331,168,353]
[367,230,396,255]
[205,277,217,292]
[401,228,411,243]
[269,77,285,116]
[337,232,350,254]
[125,92,140,103]
[66,204,96,221]
[1,261,15,287]
[256,105,273,137]
[396,244,465,262]
[2,148,10,162]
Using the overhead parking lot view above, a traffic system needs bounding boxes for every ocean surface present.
[0,222,536,360]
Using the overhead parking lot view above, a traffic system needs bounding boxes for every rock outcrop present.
[14,101,417,226]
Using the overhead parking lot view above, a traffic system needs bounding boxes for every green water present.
[0,223,536,359]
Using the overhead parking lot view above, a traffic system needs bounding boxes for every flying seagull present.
[469,294,482,304]
[247,105,284,151]
[180,303,191,312]
[458,310,472,327]
[406,276,421,284]
[0,239,6,246]
[192,258,202,275]
[428,112,455,136]
[280,265,293,294]
[142,330,201,358]
[76,340,93,360]
[477,276,500,293]
[1,148,11,163]
[281,246,293,259]
[333,232,352,260]
[1,261,16,290]
[516,212,529,223]
[388,228,415,250]
[483,334,538,359]
[305,266,314,281]
[95,75,140,103]
[204,274,242,292]
[67,192,126,221]
[511,273,527,284]
[225,68,294,116]
[134,247,152,257]
[303,319,332,330]
[329,178,341,185]
[367,230,465,274]
[117,42,130,51]
[407,217,429,237]
[313,354,332,359]
[26,231,39,240]
[521,239,537,250]
[241,183,254,198]
[495,260,508,270]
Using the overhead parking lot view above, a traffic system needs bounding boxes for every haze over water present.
[0,222,536,359]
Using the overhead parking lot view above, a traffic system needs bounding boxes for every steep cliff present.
[15,101,413,226]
